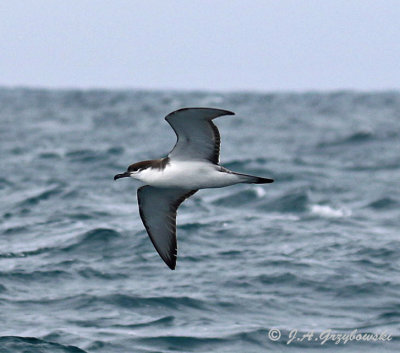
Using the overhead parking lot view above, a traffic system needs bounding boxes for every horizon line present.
[1,84,399,95]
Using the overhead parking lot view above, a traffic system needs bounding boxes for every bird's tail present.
[235,173,274,184]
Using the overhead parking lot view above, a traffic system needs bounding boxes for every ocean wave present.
[212,189,260,207]
[65,149,105,163]
[2,225,29,235]
[0,177,13,190]
[0,336,87,353]
[135,335,227,351]
[353,245,397,259]
[100,294,207,310]
[106,146,124,155]
[255,272,335,293]
[344,130,375,143]
[226,328,269,347]
[0,246,52,258]
[60,228,122,254]
[0,269,72,282]
[136,328,268,351]
[111,315,175,329]
[318,130,375,148]
[335,282,388,298]
[18,185,64,207]
[66,210,111,221]
[257,272,298,285]
[77,267,127,280]
[367,197,399,210]
[258,188,309,213]
[5,293,209,311]
[212,187,309,213]
[38,151,62,159]
[179,221,205,231]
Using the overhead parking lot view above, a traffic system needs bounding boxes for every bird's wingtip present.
[167,261,176,270]
[165,107,235,121]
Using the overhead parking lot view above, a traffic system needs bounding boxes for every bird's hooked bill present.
[114,172,130,180]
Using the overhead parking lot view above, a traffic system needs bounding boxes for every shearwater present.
[114,108,274,269]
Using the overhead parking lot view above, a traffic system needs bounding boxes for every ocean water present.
[0,88,399,353]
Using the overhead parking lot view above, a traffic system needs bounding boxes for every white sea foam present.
[310,204,352,218]
[254,186,267,197]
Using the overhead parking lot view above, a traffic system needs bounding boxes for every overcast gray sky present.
[1,0,399,91]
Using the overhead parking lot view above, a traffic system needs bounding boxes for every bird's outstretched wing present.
[165,108,234,164]
[137,186,197,270]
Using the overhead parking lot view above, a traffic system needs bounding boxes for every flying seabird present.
[114,108,274,270]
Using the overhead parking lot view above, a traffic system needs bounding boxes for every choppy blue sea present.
[0,88,399,353]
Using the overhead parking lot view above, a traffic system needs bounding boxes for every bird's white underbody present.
[132,160,242,189]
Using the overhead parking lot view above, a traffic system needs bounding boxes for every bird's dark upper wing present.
[165,108,234,164]
[137,185,197,270]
